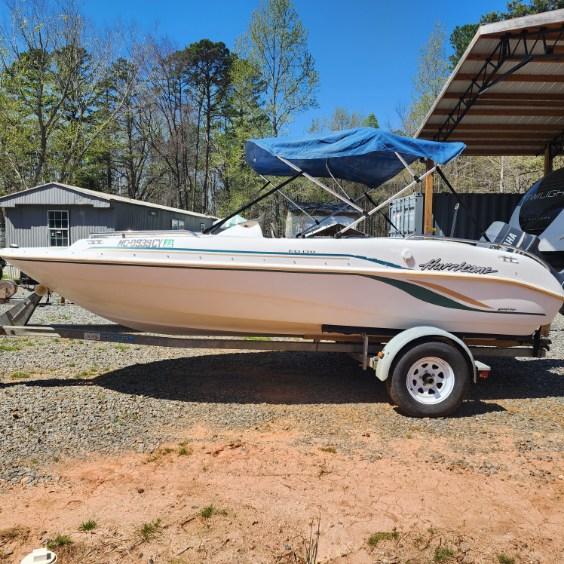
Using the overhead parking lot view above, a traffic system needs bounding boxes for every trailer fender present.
[372,326,475,383]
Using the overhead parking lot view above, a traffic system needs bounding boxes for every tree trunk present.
[193,98,203,211]
[203,89,212,213]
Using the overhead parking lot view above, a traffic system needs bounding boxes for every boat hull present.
[3,246,562,337]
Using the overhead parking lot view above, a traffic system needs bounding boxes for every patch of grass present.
[137,519,162,542]
[178,442,192,456]
[434,546,455,562]
[10,370,30,380]
[46,534,73,550]
[319,446,337,454]
[78,519,97,532]
[77,367,98,379]
[0,343,22,352]
[199,505,227,519]
[497,555,515,564]
[367,530,399,546]
[113,343,128,352]
[0,338,34,352]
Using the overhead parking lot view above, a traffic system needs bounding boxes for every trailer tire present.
[385,376,398,405]
[389,341,470,417]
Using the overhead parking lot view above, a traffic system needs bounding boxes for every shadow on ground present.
[471,356,563,400]
[2,351,562,411]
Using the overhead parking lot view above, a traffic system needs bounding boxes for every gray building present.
[0,182,216,248]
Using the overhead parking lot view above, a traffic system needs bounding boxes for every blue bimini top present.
[245,127,465,188]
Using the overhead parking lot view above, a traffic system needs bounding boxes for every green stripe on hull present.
[368,275,541,316]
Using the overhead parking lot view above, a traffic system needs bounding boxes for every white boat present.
[1,128,562,339]
[2,128,563,418]
[0,221,562,338]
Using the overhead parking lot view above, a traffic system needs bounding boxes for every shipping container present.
[389,192,522,240]
[388,193,424,238]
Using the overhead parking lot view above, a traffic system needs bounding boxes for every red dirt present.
[1,423,563,563]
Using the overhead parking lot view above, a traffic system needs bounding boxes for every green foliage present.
[363,113,379,128]
[497,555,516,564]
[137,519,162,542]
[0,0,317,225]
[10,370,30,380]
[241,0,318,136]
[78,519,97,532]
[434,546,455,562]
[214,56,269,216]
[46,534,73,550]
[402,23,449,135]
[309,107,379,133]
[449,0,564,67]
[199,504,228,519]
[177,441,192,455]
[182,39,233,213]
[367,530,399,546]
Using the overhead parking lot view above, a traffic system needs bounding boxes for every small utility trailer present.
[0,284,551,418]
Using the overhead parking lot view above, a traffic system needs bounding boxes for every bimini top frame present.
[207,127,465,237]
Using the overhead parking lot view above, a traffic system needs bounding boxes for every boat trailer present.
[0,285,552,418]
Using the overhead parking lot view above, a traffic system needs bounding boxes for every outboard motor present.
[483,221,564,313]
[483,221,542,256]
[511,167,564,271]
[483,169,564,312]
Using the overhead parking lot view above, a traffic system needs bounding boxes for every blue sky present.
[84,0,509,134]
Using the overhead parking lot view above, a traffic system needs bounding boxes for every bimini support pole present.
[276,156,364,214]
[204,173,303,234]
[423,159,434,235]
[337,157,437,236]
[276,190,320,227]
[257,174,321,228]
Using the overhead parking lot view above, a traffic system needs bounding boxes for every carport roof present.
[416,9,564,157]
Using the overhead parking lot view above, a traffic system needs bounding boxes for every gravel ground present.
[0,290,562,485]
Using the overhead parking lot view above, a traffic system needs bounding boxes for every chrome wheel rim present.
[406,356,455,405]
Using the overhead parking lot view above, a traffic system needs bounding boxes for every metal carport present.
[416,9,564,233]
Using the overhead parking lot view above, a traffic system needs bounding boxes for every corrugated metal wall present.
[113,202,213,232]
[4,205,115,247]
[0,183,215,247]
[389,192,523,239]
[433,193,523,240]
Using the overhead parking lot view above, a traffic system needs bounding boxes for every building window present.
[171,218,185,230]
[48,210,70,246]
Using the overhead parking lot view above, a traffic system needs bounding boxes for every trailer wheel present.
[389,341,470,417]
[385,376,398,405]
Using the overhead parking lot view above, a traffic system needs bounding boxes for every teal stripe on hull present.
[94,245,404,270]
